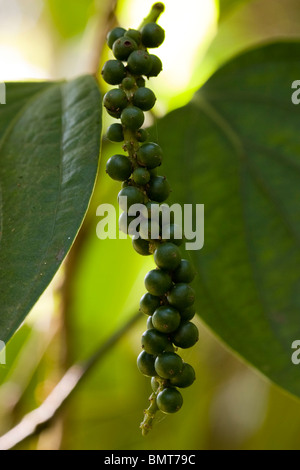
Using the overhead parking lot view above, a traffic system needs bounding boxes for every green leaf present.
[0,76,101,343]
[152,42,300,398]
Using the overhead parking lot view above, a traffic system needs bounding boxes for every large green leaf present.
[0,76,101,343]
[152,42,300,397]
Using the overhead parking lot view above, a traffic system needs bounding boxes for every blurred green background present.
[1,0,300,450]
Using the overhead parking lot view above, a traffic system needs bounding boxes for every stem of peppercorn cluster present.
[139,3,165,30]
[123,128,140,164]
[140,377,166,436]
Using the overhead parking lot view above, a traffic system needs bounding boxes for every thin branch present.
[0,311,142,451]
[138,3,165,30]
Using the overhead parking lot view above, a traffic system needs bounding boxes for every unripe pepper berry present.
[136,77,146,88]
[157,387,183,414]
[112,36,138,61]
[148,175,171,202]
[167,283,195,310]
[152,305,181,333]
[121,106,145,130]
[118,186,144,210]
[169,363,196,388]
[137,351,156,377]
[103,88,128,113]
[136,128,148,142]
[141,22,165,48]
[124,28,142,45]
[101,60,126,85]
[141,328,171,355]
[132,236,152,256]
[148,54,163,77]
[172,322,199,349]
[133,87,156,111]
[154,242,181,271]
[127,50,153,76]
[144,269,172,296]
[122,77,136,90]
[132,167,151,185]
[106,154,132,181]
[106,123,124,142]
[106,27,126,49]
[180,305,196,322]
[140,292,161,316]
[172,259,196,284]
[137,142,162,169]
[154,351,183,379]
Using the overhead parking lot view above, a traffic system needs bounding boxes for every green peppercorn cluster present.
[102,7,198,434]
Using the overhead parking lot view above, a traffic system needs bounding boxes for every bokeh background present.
[1,0,300,450]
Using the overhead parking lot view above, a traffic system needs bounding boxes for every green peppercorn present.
[118,186,144,210]
[147,316,154,329]
[141,329,171,355]
[137,142,162,169]
[172,322,199,349]
[140,293,161,316]
[124,28,142,45]
[148,176,171,202]
[106,154,132,181]
[112,36,138,61]
[132,236,152,256]
[172,259,196,284]
[127,50,153,76]
[107,108,122,119]
[136,128,148,142]
[121,106,145,130]
[152,305,181,333]
[141,22,165,48]
[107,27,126,49]
[180,305,196,322]
[157,387,183,414]
[103,88,128,113]
[133,87,156,111]
[167,283,195,310]
[145,269,172,296]
[169,363,195,388]
[136,77,146,88]
[122,76,136,90]
[154,242,181,271]
[154,352,183,379]
[132,167,151,185]
[101,60,126,85]
[106,123,124,142]
[148,54,163,77]
[151,376,160,392]
[137,350,156,377]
